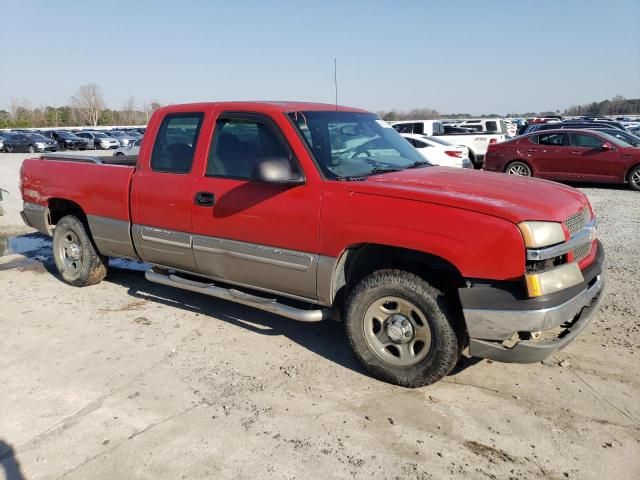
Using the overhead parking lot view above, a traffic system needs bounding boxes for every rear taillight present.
[445,150,463,158]
[489,138,497,144]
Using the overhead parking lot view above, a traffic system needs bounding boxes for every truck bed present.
[21,154,136,225]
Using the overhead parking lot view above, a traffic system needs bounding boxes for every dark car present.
[484,129,640,191]
[42,130,88,151]
[522,121,626,135]
[3,132,58,153]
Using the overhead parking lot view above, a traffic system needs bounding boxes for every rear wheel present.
[628,165,640,191]
[345,269,461,387]
[53,215,107,287]
[4,145,12,153]
[28,145,36,153]
[505,160,532,177]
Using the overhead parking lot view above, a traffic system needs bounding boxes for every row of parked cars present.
[394,116,640,191]
[0,127,145,154]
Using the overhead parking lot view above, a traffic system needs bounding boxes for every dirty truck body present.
[20,102,604,387]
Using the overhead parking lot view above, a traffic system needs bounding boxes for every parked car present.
[594,128,640,147]
[0,133,5,151]
[75,131,120,150]
[522,121,626,135]
[20,101,605,387]
[454,119,514,136]
[390,120,505,168]
[107,130,136,147]
[41,130,88,150]
[484,129,640,190]
[2,132,58,153]
[401,133,472,168]
[113,137,142,156]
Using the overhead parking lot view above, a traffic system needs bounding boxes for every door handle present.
[570,151,581,155]
[526,149,536,153]
[194,191,215,207]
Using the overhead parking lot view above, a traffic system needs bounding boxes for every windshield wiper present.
[406,161,432,169]
[368,166,403,175]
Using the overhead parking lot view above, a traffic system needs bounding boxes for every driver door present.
[190,112,322,300]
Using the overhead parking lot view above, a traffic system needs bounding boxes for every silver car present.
[76,131,120,150]
[108,130,137,147]
[113,137,142,156]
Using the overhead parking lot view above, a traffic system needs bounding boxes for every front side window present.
[570,133,604,149]
[392,123,414,134]
[206,115,292,179]
[288,111,427,179]
[538,133,569,146]
[485,121,498,132]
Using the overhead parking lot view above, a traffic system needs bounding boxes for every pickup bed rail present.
[41,153,138,167]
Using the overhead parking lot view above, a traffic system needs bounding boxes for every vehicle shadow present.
[565,181,631,191]
[0,439,26,480]
[8,235,482,384]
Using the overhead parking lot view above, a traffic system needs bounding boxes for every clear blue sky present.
[1,0,639,115]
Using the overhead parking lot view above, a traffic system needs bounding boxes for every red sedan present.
[484,129,640,191]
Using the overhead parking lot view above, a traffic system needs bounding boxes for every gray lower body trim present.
[132,225,197,272]
[21,202,52,236]
[463,274,604,341]
[192,234,318,299]
[87,215,138,260]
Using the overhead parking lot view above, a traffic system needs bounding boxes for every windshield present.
[288,111,427,179]
[600,132,632,147]
[30,134,49,141]
[58,131,76,139]
[93,132,108,138]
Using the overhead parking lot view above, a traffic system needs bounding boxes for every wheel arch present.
[328,243,465,309]
[48,198,88,226]
[626,163,640,181]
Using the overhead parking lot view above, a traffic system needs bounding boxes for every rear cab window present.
[151,113,204,173]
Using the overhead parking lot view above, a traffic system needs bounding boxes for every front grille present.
[572,243,592,262]
[564,208,589,238]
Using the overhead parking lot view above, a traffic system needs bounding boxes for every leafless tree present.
[143,100,162,123]
[69,83,104,126]
[122,96,136,124]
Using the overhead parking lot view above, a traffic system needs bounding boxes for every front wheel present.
[628,165,640,191]
[28,145,36,153]
[505,160,532,177]
[53,215,108,287]
[345,269,461,387]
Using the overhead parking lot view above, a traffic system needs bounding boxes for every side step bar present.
[145,269,333,323]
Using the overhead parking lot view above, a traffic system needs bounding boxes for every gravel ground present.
[0,151,639,480]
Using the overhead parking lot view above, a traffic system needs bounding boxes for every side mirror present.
[601,143,612,151]
[251,157,304,185]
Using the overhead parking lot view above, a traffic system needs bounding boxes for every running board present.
[145,269,332,323]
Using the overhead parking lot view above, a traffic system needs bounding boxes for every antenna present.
[334,58,338,111]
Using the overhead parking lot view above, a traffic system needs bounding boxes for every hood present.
[346,167,588,224]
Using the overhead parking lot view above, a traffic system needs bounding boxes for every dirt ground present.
[1,151,639,480]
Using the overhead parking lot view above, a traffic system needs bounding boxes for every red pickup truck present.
[20,102,605,387]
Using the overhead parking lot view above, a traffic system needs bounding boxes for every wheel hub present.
[66,242,81,260]
[385,314,414,344]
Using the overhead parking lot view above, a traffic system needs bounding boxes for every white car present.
[113,138,142,156]
[401,133,472,168]
[390,120,505,168]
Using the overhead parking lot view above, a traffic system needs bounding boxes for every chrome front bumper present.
[460,241,605,363]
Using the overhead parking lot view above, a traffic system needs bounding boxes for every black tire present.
[115,152,124,156]
[504,160,532,177]
[627,165,640,191]
[28,145,36,153]
[5,145,13,153]
[345,269,461,387]
[52,215,108,287]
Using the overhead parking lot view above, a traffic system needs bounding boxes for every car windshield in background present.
[93,132,109,138]
[287,111,427,179]
[58,131,78,139]
[600,132,632,147]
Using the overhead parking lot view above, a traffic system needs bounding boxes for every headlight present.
[36,142,46,147]
[525,262,584,297]
[518,221,565,248]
